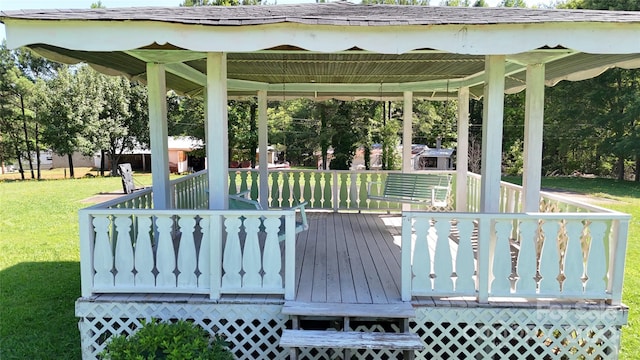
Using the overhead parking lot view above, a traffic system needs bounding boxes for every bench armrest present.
[288,201,309,231]
[366,181,384,196]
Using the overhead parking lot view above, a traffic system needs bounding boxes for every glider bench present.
[367,172,452,208]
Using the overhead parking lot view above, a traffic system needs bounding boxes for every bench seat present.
[367,173,452,208]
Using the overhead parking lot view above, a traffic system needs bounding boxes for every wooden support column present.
[456,87,470,212]
[402,91,413,173]
[147,63,170,209]
[522,63,545,212]
[206,53,228,210]
[480,55,505,213]
[258,90,269,209]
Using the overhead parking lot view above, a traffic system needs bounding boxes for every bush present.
[100,319,233,360]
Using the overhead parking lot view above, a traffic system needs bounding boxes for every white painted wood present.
[242,216,262,288]
[491,221,512,295]
[279,330,424,351]
[402,91,413,173]
[263,217,282,289]
[208,216,222,299]
[454,218,475,293]
[609,219,629,305]
[222,216,242,289]
[92,215,114,289]
[147,63,171,210]
[401,216,413,301]
[155,215,176,287]
[282,301,415,318]
[522,63,545,212]
[177,216,198,288]
[114,216,134,287]
[206,52,229,210]
[433,219,453,292]
[456,87,469,212]
[480,55,505,213]
[563,221,585,294]
[516,220,537,293]
[412,217,431,292]
[79,210,94,297]
[477,217,491,303]
[258,90,269,209]
[134,216,154,287]
[9,18,640,58]
[586,221,607,295]
[539,221,560,294]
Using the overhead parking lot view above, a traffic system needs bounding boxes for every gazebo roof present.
[2,2,640,99]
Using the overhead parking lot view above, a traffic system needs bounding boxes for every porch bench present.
[228,191,308,241]
[367,173,452,208]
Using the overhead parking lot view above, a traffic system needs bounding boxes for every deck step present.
[282,301,415,318]
[280,330,424,351]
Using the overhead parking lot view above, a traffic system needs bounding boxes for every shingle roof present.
[3,2,640,27]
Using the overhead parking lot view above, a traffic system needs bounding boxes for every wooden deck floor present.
[293,213,404,304]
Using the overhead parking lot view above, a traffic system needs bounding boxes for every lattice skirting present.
[76,299,627,360]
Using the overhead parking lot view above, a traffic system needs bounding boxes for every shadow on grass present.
[503,176,640,200]
[0,261,82,360]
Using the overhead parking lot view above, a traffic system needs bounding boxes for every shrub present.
[100,319,233,360]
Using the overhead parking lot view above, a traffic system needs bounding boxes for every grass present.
[0,175,639,359]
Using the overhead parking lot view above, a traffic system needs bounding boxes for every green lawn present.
[1,176,639,359]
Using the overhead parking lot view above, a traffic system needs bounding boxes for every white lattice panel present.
[76,299,626,360]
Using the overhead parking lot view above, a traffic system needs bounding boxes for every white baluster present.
[455,219,475,293]
[586,221,607,294]
[134,216,155,287]
[563,221,585,294]
[491,221,513,295]
[412,217,431,292]
[222,216,242,289]
[262,216,282,289]
[516,220,538,293]
[539,220,560,294]
[93,216,114,288]
[242,216,262,289]
[198,217,210,288]
[177,216,197,288]
[114,216,134,287]
[155,215,176,288]
[433,219,454,292]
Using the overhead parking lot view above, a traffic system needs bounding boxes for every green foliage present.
[101,319,233,360]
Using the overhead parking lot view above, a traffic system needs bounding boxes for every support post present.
[402,91,413,173]
[522,63,545,212]
[480,55,505,213]
[456,87,470,212]
[206,53,228,210]
[147,63,170,209]
[258,90,269,209]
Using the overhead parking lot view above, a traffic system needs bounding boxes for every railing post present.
[401,214,413,301]
[332,171,339,212]
[477,216,492,303]
[285,213,296,300]
[209,214,222,300]
[78,210,94,298]
[608,218,629,305]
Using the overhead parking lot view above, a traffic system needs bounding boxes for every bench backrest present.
[383,173,452,202]
[229,194,263,210]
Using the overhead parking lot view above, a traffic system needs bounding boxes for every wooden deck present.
[293,213,404,305]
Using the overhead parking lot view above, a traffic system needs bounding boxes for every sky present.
[0,0,540,42]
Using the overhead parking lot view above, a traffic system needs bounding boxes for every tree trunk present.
[14,141,25,180]
[20,94,35,179]
[68,153,75,178]
[617,155,625,181]
[35,121,41,180]
[100,149,105,176]
[249,101,257,168]
[635,154,639,182]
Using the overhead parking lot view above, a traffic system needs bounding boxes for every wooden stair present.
[280,302,424,360]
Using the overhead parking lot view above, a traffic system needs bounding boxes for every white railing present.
[229,168,456,212]
[78,208,296,300]
[401,211,630,305]
[171,169,209,209]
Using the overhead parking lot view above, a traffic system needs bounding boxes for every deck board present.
[294,213,403,305]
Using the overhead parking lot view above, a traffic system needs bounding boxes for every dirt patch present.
[541,188,622,205]
[80,191,126,204]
